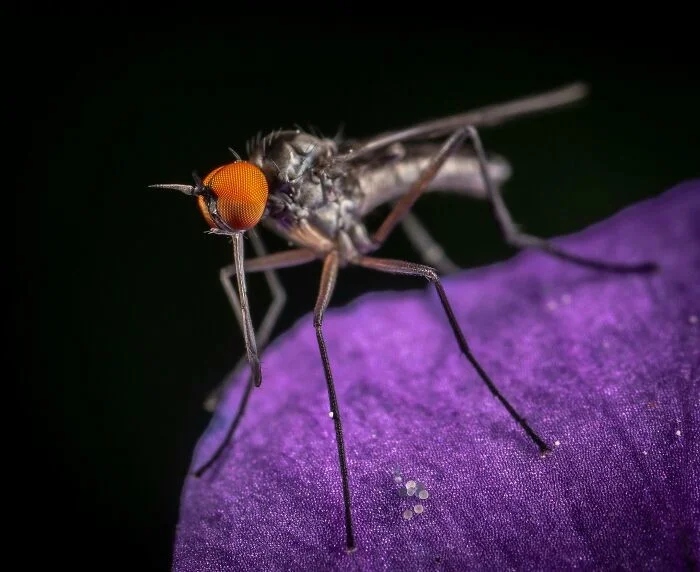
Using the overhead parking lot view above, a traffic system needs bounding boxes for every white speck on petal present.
[413,504,424,514]
[403,509,413,520]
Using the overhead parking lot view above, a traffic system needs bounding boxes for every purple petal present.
[175,181,699,571]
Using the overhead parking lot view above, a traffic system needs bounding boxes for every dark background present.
[23,20,697,571]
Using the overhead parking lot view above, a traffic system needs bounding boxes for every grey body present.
[248,130,511,265]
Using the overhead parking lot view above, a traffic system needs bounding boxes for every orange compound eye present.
[197,161,269,231]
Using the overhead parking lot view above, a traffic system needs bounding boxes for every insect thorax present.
[248,130,374,259]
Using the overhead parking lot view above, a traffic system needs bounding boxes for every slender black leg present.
[313,252,356,552]
[193,245,316,477]
[465,126,657,273]
[370,122,656,274]
[356,255,551,455]
[400,211,460,275]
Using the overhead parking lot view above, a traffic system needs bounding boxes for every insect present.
[152,82,656,552]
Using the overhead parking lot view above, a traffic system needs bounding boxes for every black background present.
[22,17,698,571]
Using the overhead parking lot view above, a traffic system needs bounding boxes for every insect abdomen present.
[357,146,512,216]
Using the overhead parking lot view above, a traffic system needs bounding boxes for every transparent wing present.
[338,82,588,162]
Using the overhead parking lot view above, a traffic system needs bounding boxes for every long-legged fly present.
[152,82,655,552]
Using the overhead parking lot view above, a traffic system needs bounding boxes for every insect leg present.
[375,123,656,273]
[314,252,356,552]
[218,245,317,389]
[229,232,262,388]
[193,245,316,478]
[400,211,460,275]
[194,368,255,480]
[372,127,471,247]
[465,126,657,273]
[354,255,551,455]
[204,230,291,412]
